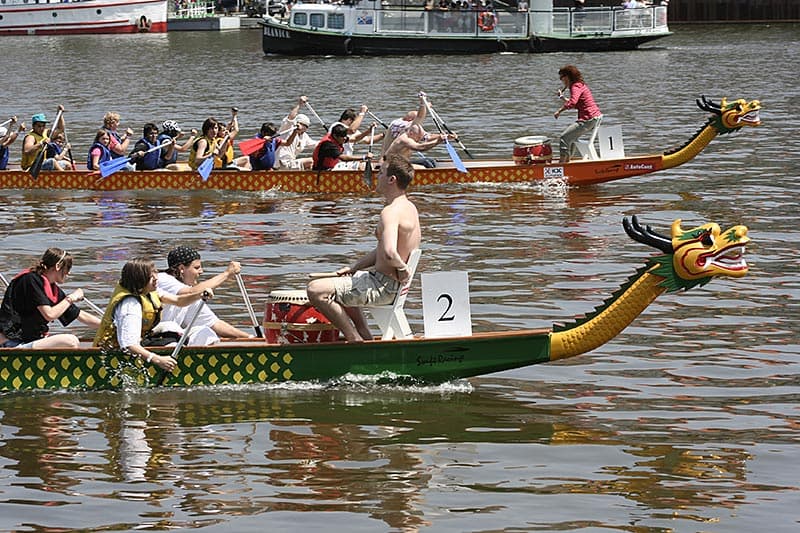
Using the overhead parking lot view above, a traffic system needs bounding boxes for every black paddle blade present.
[28,147,46,179]
[363,160,374,189]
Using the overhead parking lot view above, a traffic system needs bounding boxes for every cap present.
[31,113,48,124]
[295,113,311,127]
[161,120,182,135]
[167,246,201,269]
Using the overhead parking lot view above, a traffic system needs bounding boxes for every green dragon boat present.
[0,216,750,392]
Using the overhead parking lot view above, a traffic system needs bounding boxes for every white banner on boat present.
[421,271,472,338]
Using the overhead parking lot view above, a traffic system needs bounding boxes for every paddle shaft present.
[235,273,263,337]
[29,108,64,177]
[367,111,389,129]
[60,116,77,171]
[0,118,13,129]
[156,292,209,386]
[304,101,329,131]
[422,97,473,158]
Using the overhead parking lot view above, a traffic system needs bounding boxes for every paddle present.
[99,140,173,178]
[363,124,376,188]
[29,107,64,179]
[0,271,104,315]
[367,110,389,130]
[156,290,210,386]
[304,100,329,131]
[235,273,263,338]
[0,118,15,129]
[308,271,340,279]
[197,132,230,181]
[422,96,474,159]
[421,97,467,173]
[60,118,77,171]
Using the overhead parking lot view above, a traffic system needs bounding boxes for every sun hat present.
[295,113,311,127]
[167,246,201,269]
[31,113,48,124]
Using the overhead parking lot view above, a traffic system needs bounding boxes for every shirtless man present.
[380,93,428,158]
[307,155,421,342]
[383,123,453,163]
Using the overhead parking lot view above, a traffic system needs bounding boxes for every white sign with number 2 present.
[421,271,472,338]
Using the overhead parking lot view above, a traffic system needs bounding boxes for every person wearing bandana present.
[157,246,250,344]
[0,248,101,349]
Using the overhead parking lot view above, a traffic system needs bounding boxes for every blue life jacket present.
[0,146,8,170]
[134,137,160,170]
[249,135,279,170]
[104,128,125,159]
[87,142,112,170]
[45,142,62,160]
[157,133,176,167]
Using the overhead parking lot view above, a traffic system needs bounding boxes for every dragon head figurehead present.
[696,95,761,134]
[623,216,750,292]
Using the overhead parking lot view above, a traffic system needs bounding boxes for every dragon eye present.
[701,231,714,246]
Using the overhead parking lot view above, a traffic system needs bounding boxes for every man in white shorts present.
[307,155,421,342]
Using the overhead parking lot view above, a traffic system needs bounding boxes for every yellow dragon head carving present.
[624,216,750,291]
[697,95,762,134]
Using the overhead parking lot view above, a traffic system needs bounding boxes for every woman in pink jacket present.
[554,65,603,162]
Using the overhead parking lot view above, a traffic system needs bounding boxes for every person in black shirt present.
[0,248,101,349]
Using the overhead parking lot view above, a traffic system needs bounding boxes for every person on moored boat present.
[157,246,250,344]
[93,257,212,372]
[0,248,101,349]
[21,108,66,172]
[87,129,114,171]
[553,64,603,163]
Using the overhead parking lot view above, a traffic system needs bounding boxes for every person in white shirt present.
[275,96,317,170]
[157,247,250,345]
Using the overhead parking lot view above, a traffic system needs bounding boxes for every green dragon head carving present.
[697,95,762,134]
[623,216,750,292]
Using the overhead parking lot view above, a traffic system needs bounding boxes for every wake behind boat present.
[0,95,762,193]
[0,0,167,36]
[261,0,670,56]
[0,216,750,392]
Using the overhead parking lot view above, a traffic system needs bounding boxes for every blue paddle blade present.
[99,157,130,178]
[198,157,214,181]
[444,139,467,173]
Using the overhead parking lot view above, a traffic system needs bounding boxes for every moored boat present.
[0,96,762,193]
[0,216,751,392]
[261,0,670,56]
[0,0,167,36]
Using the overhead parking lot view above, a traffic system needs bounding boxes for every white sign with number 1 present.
[421,271,472,338]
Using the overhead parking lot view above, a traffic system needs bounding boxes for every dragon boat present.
[0,216,750,393]
[0,96,760,194]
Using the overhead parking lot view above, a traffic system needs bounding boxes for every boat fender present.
[343,37,353,56]
[478,11,497,32]
[529,34,543,53]
[497,39,508,52]
[137,15,152,32]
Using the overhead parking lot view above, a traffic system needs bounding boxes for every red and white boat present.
[0,0,167,36]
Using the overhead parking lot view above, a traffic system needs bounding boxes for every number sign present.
[421,271,472,338]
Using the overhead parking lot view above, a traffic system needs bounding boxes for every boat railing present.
[372,9,529,37]
[170,0,216,19]
[550,6,668,35]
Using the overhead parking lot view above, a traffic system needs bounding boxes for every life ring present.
[136,15,152,33]
[478,11,497,32]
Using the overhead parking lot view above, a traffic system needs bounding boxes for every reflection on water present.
[0,22,799,533]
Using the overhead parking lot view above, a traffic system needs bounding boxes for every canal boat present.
[0,216,750,392]
[261,0,670,56]
[0,96,761,193]
[0,0,167,36]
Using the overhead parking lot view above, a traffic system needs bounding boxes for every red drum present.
[512,136,552,165]
[263,290,339,344]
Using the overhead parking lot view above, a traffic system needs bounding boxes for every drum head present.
[514,135,549,146]
[267,289,309,304]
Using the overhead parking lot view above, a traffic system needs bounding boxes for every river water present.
[0,23,799,532]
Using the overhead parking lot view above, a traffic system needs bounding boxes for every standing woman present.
[553,64,603,163]
[93,258,212,372]
[0,248,101,349]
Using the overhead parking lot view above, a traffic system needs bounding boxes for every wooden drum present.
[263,289,339,344]
[512,136,552,165]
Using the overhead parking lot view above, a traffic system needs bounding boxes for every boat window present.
[310,13,325,28]
[293,12,307,26]
[328,13,345,29]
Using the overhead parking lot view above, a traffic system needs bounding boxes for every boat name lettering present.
[417,353,465,366]
[594,164,623,175]
[264,26,290,39]
[624,163,654,171]
[543,167,564,178]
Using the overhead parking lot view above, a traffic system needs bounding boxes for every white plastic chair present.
[367,249,422,340]
[570,115,603,161]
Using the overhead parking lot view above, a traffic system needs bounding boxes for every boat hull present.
[0,331,552,392]
[0,155,666,192]
[262,25,666,56]
[0,0,167,36]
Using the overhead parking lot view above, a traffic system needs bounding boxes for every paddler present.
[187,118,221,171]
[21,106,66,172]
